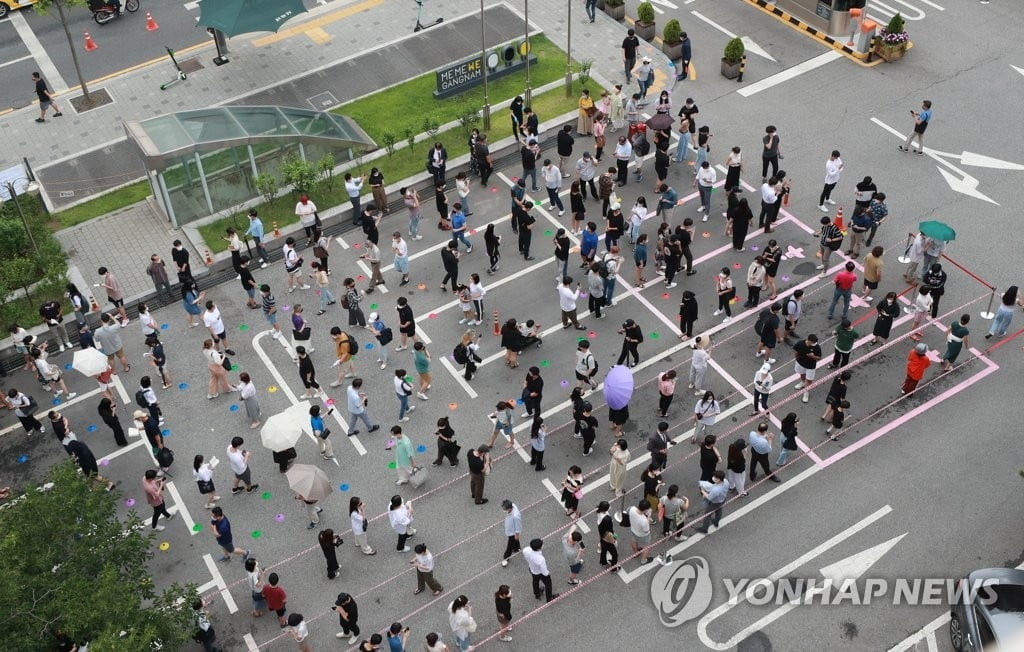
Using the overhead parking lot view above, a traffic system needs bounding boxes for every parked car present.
[0,0,39,19]
[949,567,1024,651]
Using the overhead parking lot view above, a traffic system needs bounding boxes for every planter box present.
[596,0,606,8]
[603,4,625,20]
[721,58,742,79]
[873,42,907,62]
[634,21,656,42]
[662,41,682,61]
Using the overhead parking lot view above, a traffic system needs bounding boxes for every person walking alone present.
[899,100,932,155]
[500,500,522,566]
[818,150,843,212]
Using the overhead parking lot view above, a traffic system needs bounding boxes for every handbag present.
[362,517,368,532]
[573,489,583,500]
[318,427,332,440]
[197,478,215,494]
[23,395,39,416]
[313,244,328,258]
[313,212,322,228]
[584,106,597,117]
[409,465,427,488]
[221,355,232,371]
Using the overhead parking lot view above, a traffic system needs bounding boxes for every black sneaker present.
[225,349,237,356]
[369,424,380,433]
[232,487,244,494]
[246,484,260,493]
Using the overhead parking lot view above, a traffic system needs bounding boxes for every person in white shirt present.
[447,596,477,652]
[392,232,410,286]
[294,194,318,245]
[818,150,844,212]
[387,494,416,552]
[614,136,632,186]
[557,277,586,330]
[227,436,258,494]
[344,172,366,225]
[202,301,235,355]
[542,159,565,216]
[411,543,444,595]
[455,172,472,216]
[628,500,653,564]
[281,237,310,293]
[758,178,778,230]
[694,161,717,221]
[521,538,558,602]
[349,496,376,555]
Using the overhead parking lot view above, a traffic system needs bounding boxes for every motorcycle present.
[90,0,139,25]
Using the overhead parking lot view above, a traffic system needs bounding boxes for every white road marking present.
[690,11,776,62]
[1013,65,1024,78]
[355,259,388,293]
[334,236,350,250]
[737,51,842,98]
[541,477,590,533]
[164,480,198,536]
[696,505,896,649]
[9,11,69,94]
[0,54,33,69]
[243,633,260,652]
[202,552,239,614]
[97,437,148,462]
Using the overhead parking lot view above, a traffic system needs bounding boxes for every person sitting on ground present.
[518,319,543,348]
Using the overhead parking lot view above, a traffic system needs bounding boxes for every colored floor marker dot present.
[815,250,822,258]
[261,492,272,500]
[732,262,742,269]
[417,283,427,290]
[268,385,278,393]
[387,461,397,469]
[161,429,171,437]
[516,398,524,405]
[428,313,437,319]
[370,303,378,310]
[576,336,586,343]
[587,331,597,339]
[159,542,170,551]
[274,513,286,523]
[469,228,478,235]
[540,360,550,367]
[252,530,262,539]
[161,323,169,330]
[386,438,395,449]
[178,383,188,390]
[353,243,361,249]
[662,293,670,299]
[416,445,427,453]
[781,275,791,282]
[365,342,374,350]
[339,483,349,491]
[448,402,458,410]
[64,363,73,370]
[750,245,760,252]
[325,398,335,408]
[650,332,661,340]
[357,275,365,281]
[580,292,588,299]
[99,458,109,466]
[511,176,519,182]
[544,230,553,236]
[490,186,498,192]
[87,424,97,432]
[560,380,570,388]
[52,397,62,405]
[231,364,239,371]
[730,296,741,304]
[17,454,29,464]
[702,231,711,238]
[230,404,239,412]
[193,524,203,532]
[281,305,291,312]
[125,498,136,508]
[239,324,249,331]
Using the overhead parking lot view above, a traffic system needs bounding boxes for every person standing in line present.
[616,318,643,367]
[815,216,844,275]
[295,346,323,399]
[258,285,283,340]
[748,422,780,482]
[757,176,778,231]
[448,596,477,652]
[390,232,410,288]
[761,125,781,182]
[307,403,334,461]
[467,445,491,504]
[309,262,335,315]
[424,632,449,652]
[923,263,948,318]
[387,623,411,652]
[555,227,572,281]
[261,573,288,628]
[693,391,721,440]
[577,89,595,136]
[401,187,423,241]
[518,200,538,260]
[181,279,205,328]
[627,500,654,565]
[201,339,236,399]
[468,273,486,325]
[493,585,514,643]
[32,71,63,122]
[171,239,194,284]
[861,246,885,303]
[902,342,932,395]
[388,494,416,552]
[328,327,356,384]
[439,242,459,293]
[793,334,823,403]
[556,125,575,178]
[392,425,417,485]
[744,256,767,308]
[8,387,44,436]
[985,286,1023,339]
[677,290,698,341]
[203,300,236,355]
[393,369,415,423]
[519,139,539,193]
[38,298,72,353]
[522,538,559,602]
[449,201,473,252]
[818,150,844,212]
[293,194,318,246]
[608,438,631,496]
[578,150,599,201]
[360,239,385,294]
[827,262,858,322]
[344,173,366,225]
[829,320,860,369]
[474,134,494,185]
[698,434,721,483]
[563,524,585,585]
[751,362,773,417]
[595,501,621,572]
[941,314,971,372]
[143,469,175,532]
[776,413,800,466]
[282,238,310,294]
[713,267,735,322]
[343,278,367,328]
[689,336,711,394]
[394,296,420,351]
[899,99,932,155]
[349,497,377,556]
[412,341,432,398]
[825,399,851,439]
[32,348,76,399]
[484,223,501,274]
[634,56,654,100]
[211,505,251,561]
[521,366,544,419]
[695,470,730,534]
[782,290,803,344]
[236,256,259,310]
[245,557,267,617]
[333,592,361,644]
[244,209,270,268]
[97,397,127,446]
[869,292,900,345]
[725,439,748,498]
[614,135,632,187]
[193,454,220,510]
[657,370,677,418]
[95,313,131,372]
[659,484,690,542]
[500,500,522,567]
[227,436,259,495]
[529,416,547,471]
[848,206,872,258]
[821,370,851,425]
[634,232,649,289]
[558,276,587,330]
[236,372,260,428]
[694,160,716,222]
[225,227,244,278]
[287,613,312,652]
[907,286,933,341]
[410,543,444,596]
[560,465,584,520]
[864,192,888,247]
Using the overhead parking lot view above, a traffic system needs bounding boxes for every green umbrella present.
[198,0,309,38]
[918,220,955,241]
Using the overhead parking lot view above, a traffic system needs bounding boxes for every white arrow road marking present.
[649,0,680,14]
[958,151,1024,171]
[690,11,776,62]
[696,505,894,650]
[1013,65,1024,78]
[818,533,907,582]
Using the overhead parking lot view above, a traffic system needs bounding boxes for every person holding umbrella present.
[286,462,332,529]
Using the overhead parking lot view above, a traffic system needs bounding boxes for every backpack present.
[344,332,358,355]
[341,294,351,309]
[753,309,771,336]
[135,389,149,409]
[453,343,469,365]
[585,353,599,377]
[635,330,644,343]
[635,132,651,156]
[599,254,616,279]
[782,298,796,316]
[377,326,393,345]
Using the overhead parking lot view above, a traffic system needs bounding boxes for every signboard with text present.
[433,48,537,99]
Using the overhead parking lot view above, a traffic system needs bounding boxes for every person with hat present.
[616,318,643,367]
[333,592,361,644]
[634,56,654,101]
[902,342,932,395]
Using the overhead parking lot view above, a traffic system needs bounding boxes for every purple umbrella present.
[603,365,634,410]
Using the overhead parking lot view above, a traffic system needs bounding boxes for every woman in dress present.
[318,528,343,580]
[238,371,261,428]
[762,239,782,299]
[577,89,595,135]
[609,83,626,130]
[413,342,432,399]
[181,279,204,328]
[593,116,606,163]
[941,314,971,371]
[608,438,630,496]
[698,434,721,482]
[569,181,586,237]
[986,286,1023,339]
[193,454,220,509]
[484,223,501,274]
[560,465,584,519]
[869,292,900,345]
[723,146,742,192]
[457,284,475,326]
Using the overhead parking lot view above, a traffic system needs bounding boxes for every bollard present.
[980,288,996,320]
[833,206,845,234]
[493,310,500,336]
[89,296,100,312]
[204,248,213,264]
[897,232,914,264]
[736,56,746,83]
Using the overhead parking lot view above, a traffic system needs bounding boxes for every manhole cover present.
[307,91,338,110]
[178,57,204,74]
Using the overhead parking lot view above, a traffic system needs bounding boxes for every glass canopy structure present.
[123,106,376,226]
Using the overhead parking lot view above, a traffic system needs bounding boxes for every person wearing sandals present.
[487,401,515,449]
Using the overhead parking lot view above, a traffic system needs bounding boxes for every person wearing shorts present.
[260,285,282,340]
[392,232,410,286]
[211,506,250,562]
[261,573,288,627]
[95,313,131,372]
[203,301,236,356]
[755,303,782,363]
[792,334,822,403]
[395,297,419,351]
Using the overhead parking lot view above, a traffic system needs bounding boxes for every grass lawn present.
[49,180,151,231]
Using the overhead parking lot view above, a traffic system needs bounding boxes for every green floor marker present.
[261,491,272,500]
[231,364,239,371]
[540,360,550,367]
[252,530,262,539]
[192,524,202,533]
[650,332,660,340]
[239,324,249,331]
[577,336,586,343]
[370,303,378,310]
[387,461,396,469]
[544,230,553,236]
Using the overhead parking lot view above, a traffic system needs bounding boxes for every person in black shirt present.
[621,29,640,82]
[596,501,619,571]
[432,416,459,466]
[520,140,538,191]
[522,366,544,418]
[239,256,258,309]
[518,202,536,260]
[32,72,62,122]
[475,134,493,185]
[171,239,194,284]
[510,95,524,142]
[578,403,598,456]
[557,125,575,173]
[440,242,460,292]
[467,445,491,504]
[792,334,822,403]
[616,318,643,367]
[922,263,947,318]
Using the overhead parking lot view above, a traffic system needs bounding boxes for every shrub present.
[723,37,745,64]
[880,13,909,44]
[381,129,398,157]
[422,117,441,138]
[404,126,416,151]
[576,59,594,85]
[885,12,904,34]
[663,19,683,45]
[605,0,624,7]
[280,155,319,195]
[636,1,655,23]
[315,153,336,192]
[253,173,278,205]
[456,104,480,136]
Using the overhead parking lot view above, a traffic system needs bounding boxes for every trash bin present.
[828,8,851,35]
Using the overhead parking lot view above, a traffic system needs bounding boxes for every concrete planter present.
[721,58,742,79]
[634,21,656,42]
[603,4,625,20]
[873,42,907,62]
[662,41,682,61]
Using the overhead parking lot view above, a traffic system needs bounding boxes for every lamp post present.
[480,0,491,131]
[2,179,41,260]
[565,0,573,97]
[523,0,531,105]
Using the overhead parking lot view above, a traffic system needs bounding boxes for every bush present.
[381,129,398,157]
[422,117,441,139]
[663,18,683,45]
[280,155,319,195]
[636,1,655,23]
[456,103,480,136]
[605,0,624,7]
[404,126,416,151]
[576,59,594,85]
[724,37,745,63]
[315,153,336,192]
[253,173,278,205]
[0,194,68,325]
[885,12,904,34]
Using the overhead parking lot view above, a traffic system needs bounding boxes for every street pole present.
[4,181,40,260]
[480,0,491,131]
[565,0,573,97]
[523,0,532,105]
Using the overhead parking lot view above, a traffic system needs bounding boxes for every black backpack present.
[344,331,358,355]
[453,343,469,365]
[135,389,149,408]
[377,326,393,345]
[782,298,796,316]
[753,309,771,335]
[635,133,651,156]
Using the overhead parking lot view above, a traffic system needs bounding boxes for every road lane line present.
[738,51,842,98]
[164,480,198,536]
[202,553,239,614]
[10,11,68,94]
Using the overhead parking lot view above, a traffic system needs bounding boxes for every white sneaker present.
[815,264,825,270]
[713,309,723,316]
[271,331,281,339]
[722,316,731,323]
[395,345,408,351]
[665,282,677,289]
[863,296,873,303]
[458,318,468,324]
[399,545,411,552]
[400,416,410,422]
[407,405,415,412]
[380,362,387,370]
[558,210,565,217]
[826,199,836,205]
[521,411,532,418]
[58,344,66,353]
[501,559,509,567]
[802,392,810,403]
[818,205,828,212]
[120,319,130,328]
[701,215,708,222]
[754,350,764,358]
[697,206,705,212]
[767,358,776,364]
[153,525,165,531]
[67,392,77,399]
[417,392,429,400]
[349,634,360,644]
[414,235,423,240]
[260,262,269,268]
[300,285,311,290]
[794,382,805,390]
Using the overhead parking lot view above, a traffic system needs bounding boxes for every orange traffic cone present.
[834,206,845,232]
[782,188,790,207]
[145,12,159,31]
[493,310,500,336]
[89,296,100,312]
[84,32,98,51]
[273,221,280,238]
[204,248,213,264]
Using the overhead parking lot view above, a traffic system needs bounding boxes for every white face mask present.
[719,273,727,279]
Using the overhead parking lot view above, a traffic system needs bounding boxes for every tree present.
[0,462,197,651]
[33,0,95,106]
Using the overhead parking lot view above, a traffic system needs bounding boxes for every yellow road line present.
[252,0,384,47]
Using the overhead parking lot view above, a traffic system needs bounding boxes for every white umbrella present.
[286,463,333,502]
[260,401,312,452]
[71,347,110,377]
